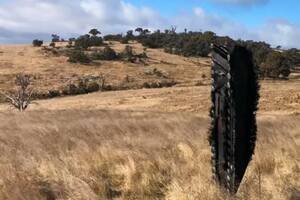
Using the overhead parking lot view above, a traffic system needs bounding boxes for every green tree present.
[135,27,143,35]
[262,51,290,78]
[89,28,101,36]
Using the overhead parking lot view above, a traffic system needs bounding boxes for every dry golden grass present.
[1,81,299,114]
[0,110,298,200]
[0,43,299,199]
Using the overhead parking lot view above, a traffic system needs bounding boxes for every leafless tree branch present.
[1,73,34,111]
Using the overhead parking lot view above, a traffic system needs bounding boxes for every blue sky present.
[129,0,300,27]
[0,0,299,47]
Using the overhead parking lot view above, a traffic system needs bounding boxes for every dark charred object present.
[209,44,260,193]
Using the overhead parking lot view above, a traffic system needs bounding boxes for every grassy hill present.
[0,42,299,199]
[0,42,211,97]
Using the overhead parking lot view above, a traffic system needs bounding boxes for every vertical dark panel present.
[209,44,259,193]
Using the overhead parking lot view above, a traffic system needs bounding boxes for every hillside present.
[0,43,299,200]
[0,42,211,97]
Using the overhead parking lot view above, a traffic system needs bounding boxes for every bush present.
[62,84,81,95]
[119,45,148,63]
[68,50,92,64]
[143,80,176,89]
[51,34,60,42]
[261,51,290,79]
[121,37,129,44]
[86,81,100,93]
[62,78,103,95]
[91,46,118,60]
[120,45,134,61]
[103,34,123,42]
[48,90,60,98]
[75,35,103,49]
[32,39,43,47]
[74,35,90,49]
[89,36,103,47]
[49,42,55,48]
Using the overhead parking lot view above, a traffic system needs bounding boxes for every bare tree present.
[1,74,34,111]
[170,25,177,34]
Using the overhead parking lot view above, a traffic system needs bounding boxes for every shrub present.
[143,80,176,89]
[102,46,118,60]
[62,84,80,95]
[121,37,129,44]
[51,49,59,56]
[103,34,123,42]
[75,35,90,49]
[62,83,88,95]
[48,90,60,98]
[51,34,60,42]
[283,48,300,71]
[62,77,104,95]
[89,36,103,47]
[120,45,134,62]
[126,30,134,40]
[86,81,100,93]
[66,41,73,48]
[144,68,168,78]
[68,50,92,64]
[49,42,55,48]
[261,51,290,79]
[32,39,43,47]
[75,34,103,49]
[91,46,118,60]
[119,45,148,63]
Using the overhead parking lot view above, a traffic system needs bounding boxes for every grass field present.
[0,43,299,200]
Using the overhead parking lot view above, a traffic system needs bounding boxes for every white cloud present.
[170,7,300,48]
[0,0,299,48]
[172,7,253,40]
[194,7,205,17]
[0,0,163,43]
[257,20,300,48]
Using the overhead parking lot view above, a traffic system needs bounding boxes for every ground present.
[0,43,299,200]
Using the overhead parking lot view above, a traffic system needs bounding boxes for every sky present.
[0,0,299,48]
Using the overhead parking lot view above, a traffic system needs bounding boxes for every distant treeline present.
[34,27,300,79]
[114,27,300,79]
